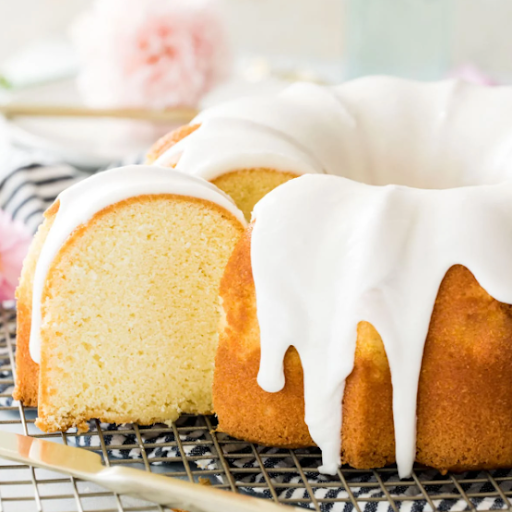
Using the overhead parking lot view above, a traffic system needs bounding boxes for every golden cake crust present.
[13,201,59,407]
[146,124,200,164]
[214,226,512,472]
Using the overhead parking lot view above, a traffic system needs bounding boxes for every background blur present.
[1,0,511,169]
[1,0,512,81]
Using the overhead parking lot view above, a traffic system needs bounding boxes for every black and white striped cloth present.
[0,144,142,233]
[73,418,512,512]
[0,154,86,233]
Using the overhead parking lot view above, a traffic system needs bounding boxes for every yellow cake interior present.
[30,194,243,432]
[211,169,298,221]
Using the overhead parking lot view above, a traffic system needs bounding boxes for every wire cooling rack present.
[1,307,512,512]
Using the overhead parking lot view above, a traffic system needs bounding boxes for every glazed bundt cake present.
[215,175,512,477]
[13,166,246,431]
[14,76,512,478]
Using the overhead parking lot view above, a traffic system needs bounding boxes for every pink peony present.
[449,64,498,86]
[0,210,31,302]
[71,0,231,109]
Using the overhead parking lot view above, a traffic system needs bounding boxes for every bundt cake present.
[13,166,246,432]
[215,175,512,478]
[14,76,512,478]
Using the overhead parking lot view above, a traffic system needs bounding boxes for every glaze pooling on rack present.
[29,165,246,364]
[251,175,512,478]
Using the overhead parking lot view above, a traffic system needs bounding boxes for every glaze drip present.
[252,175,512,478]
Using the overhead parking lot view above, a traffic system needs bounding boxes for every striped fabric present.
[0,140,142,233]
[0,158,86,233]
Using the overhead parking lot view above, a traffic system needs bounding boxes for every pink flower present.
[71,0,231,109]
[0,210,31,302]
[449,64,498,86]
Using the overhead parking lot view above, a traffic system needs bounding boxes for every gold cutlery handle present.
[0,104,198,123]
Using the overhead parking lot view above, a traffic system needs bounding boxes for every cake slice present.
[14,166,246,432]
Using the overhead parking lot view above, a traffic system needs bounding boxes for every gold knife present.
[0,430,297,512]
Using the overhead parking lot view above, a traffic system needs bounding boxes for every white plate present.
[4,79,181,168]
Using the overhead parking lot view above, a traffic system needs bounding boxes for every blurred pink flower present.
[0,210,31,302]
[71,0,231,109]
[449,64,498,86]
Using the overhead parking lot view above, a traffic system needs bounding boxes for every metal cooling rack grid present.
[1,306,512,512]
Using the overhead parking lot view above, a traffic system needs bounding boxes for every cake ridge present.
[154,82,352,179]
[156,116,323,179]
[156,77,512,189]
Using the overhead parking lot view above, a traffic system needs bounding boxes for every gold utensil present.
[0,430,295,512]
[0,104,199,123]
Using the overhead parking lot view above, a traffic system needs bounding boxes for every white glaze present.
[155,82,354,179]
[29,165,246,364]
[252,176,512,478]
[154,76,512,477]
[156,117,321,180]
[156,77,512,187]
